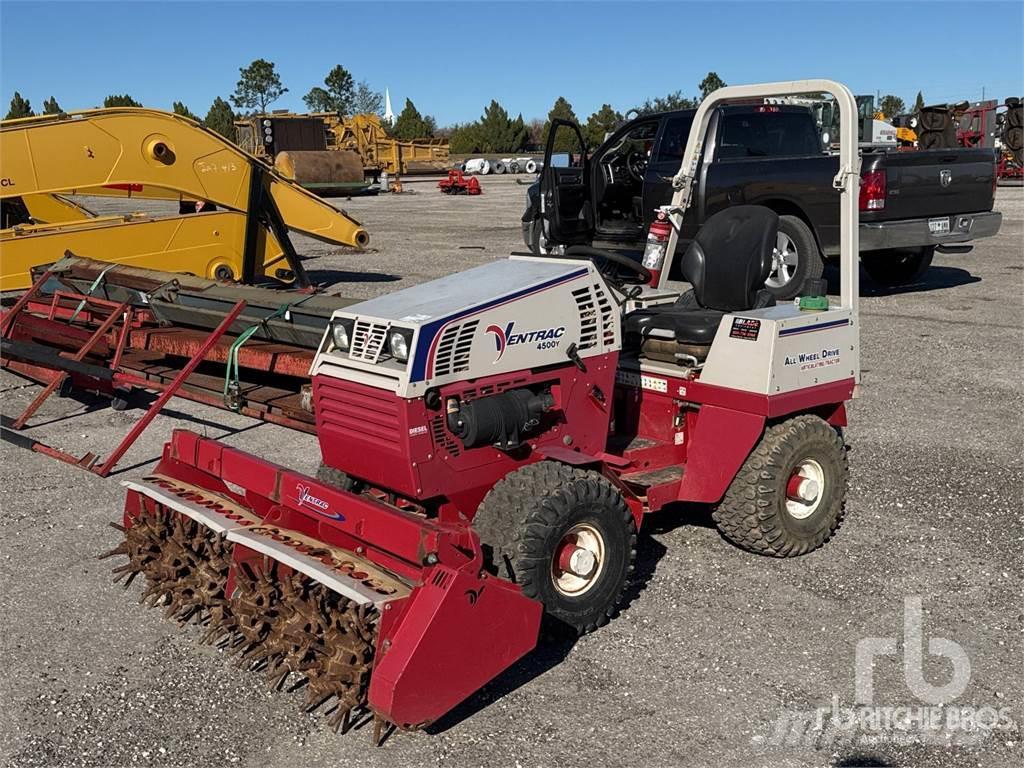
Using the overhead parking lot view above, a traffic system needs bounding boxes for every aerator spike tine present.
[110,563,134,578]
[99,542,129,560]
[327,704,355,734]
[372,715,387,746]
[304,690,331,713]
[107,521,127,533]
[114,570,139,588]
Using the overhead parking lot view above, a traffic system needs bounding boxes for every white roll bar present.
[661,79,860,315]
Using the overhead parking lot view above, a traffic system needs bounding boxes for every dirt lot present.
[1,178,1021,768]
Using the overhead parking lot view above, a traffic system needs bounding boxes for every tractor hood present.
[311,256,621,398]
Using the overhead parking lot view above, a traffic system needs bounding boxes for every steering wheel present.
[625,148,648,181]
[564,245,652,288]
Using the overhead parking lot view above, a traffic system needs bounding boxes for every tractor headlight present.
[388,329,411,362]
[910,116,918,128]
[330,319,352,351]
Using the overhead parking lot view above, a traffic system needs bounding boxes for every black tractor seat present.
[624,205,779,363]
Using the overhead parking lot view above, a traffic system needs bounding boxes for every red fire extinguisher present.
[642,210,673,286]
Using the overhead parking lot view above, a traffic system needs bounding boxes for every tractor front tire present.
[473,462,636,635]
[712,415,847,557]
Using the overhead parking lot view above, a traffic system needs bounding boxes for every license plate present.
[928,217,951,235]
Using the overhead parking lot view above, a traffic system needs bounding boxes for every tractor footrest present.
[123,475,410,607]
[619,465,685,488]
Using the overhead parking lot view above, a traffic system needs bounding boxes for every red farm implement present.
[438,170,482,195]
[0,255,341,474]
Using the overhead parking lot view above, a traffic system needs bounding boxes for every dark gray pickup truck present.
[523,105,1003,297]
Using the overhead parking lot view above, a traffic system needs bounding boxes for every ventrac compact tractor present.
[107,80,863,740]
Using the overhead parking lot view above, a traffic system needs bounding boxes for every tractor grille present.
[432,319,479,377]
[572,283,616,351]
[316,380,401,450]
[349,320,388,363]
[597,283,616,346]
[430,414,461,457]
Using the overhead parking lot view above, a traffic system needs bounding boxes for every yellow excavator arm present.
[0,108,369,290]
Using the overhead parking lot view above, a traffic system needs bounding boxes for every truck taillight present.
[859,169,886,211]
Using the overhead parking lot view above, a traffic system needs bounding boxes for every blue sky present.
[1,1,1021,123]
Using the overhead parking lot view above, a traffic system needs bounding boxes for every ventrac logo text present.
[485,321,566,362]
[295,483,345,521]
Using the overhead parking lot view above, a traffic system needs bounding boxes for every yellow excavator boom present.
[0,108,369,290]
[21,194,94,224]
[1,211,288,288]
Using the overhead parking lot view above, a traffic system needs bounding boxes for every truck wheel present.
[712,415,847,557]
[861,246,934,286]
[473,462,636,635]
[767,215,823,300]
[530,218,553,256]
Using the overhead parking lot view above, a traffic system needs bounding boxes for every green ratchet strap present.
[68,263,118,323]
[222,303,291,411]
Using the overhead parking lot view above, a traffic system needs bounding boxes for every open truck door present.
[539,119,594,247]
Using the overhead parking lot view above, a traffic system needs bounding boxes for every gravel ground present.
[1,178,1021,768]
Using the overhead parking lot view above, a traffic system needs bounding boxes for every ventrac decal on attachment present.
[485,321,566,362]
[295,483,345,521]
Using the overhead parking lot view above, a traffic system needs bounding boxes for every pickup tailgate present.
[879,148,996,220]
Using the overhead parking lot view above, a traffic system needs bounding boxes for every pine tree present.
[878,95,905,119]
[633,91,697,116]
[104,94,142,107]
[42,96,61,115]
[303,87,333,113]
[476,100,528,152]
[172,101,201,122]
[914,91,926,112]
[699,71,727,99]
[323,65,355,114]
[5,91,34,119]
[541,97,580,152]
[231,59,287,114]
[204,97,236,141]
[351,81,383,115]
[584,104,622,147]
[302,65,358,114]
[392,99,434,139]
[448,122,483,154]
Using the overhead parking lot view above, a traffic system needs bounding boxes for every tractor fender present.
[677,405,766,504]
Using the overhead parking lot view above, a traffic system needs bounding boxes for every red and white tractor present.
[109,80,864,739]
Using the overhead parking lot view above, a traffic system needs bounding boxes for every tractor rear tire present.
[711,415,847,557]
[473,462,636,635]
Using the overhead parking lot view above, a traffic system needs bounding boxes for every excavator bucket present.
[103,430,541,735]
